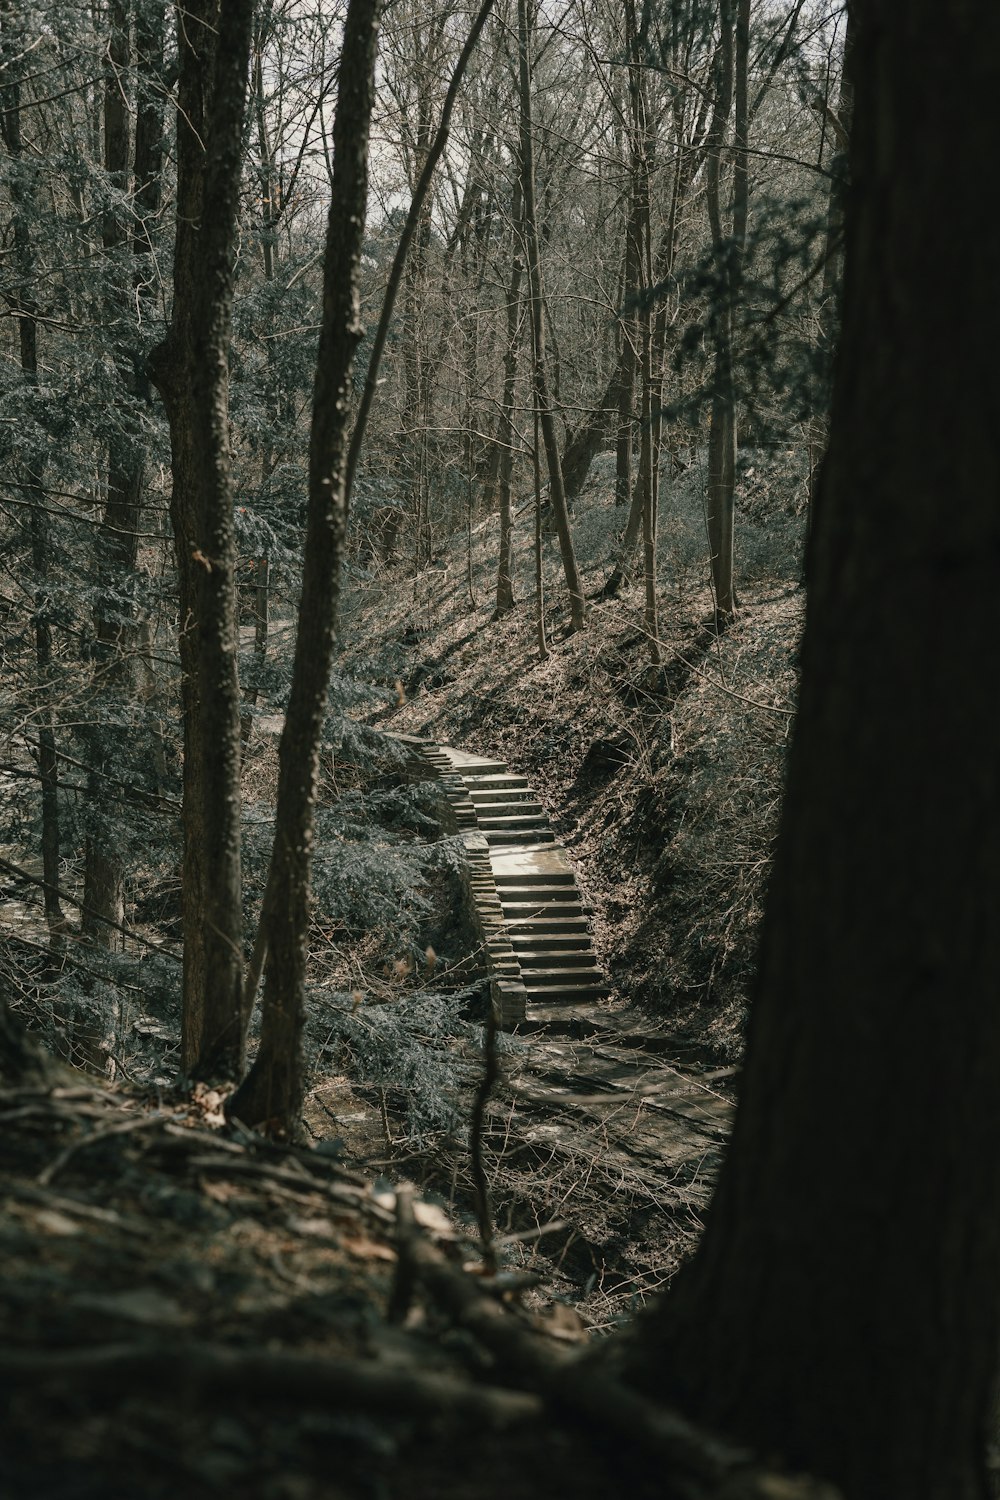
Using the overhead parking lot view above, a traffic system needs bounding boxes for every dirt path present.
[399,733,735,1323]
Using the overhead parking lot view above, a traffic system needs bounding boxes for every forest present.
[2,1,999,1497]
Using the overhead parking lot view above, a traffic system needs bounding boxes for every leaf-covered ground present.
[2,463,810,1498]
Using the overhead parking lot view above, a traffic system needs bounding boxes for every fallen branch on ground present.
[0,1341,542,1430]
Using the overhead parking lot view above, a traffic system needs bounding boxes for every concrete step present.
[446,756,509,768]
[500,901,584,919]
[520,964,604,983]
[473,802,545,818]
[476,814,549,829]
[468,789,541,805]
[517,951,598,968]
[461,780,530,792]
[516,1004,611,1037]
[486,831,557,846]
[494,871,575,887]
[511,935,591,953]
[499,884,585,901]
[523,983,611,1004]
[503,912,590,924]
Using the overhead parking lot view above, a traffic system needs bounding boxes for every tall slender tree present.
[229,0,383,1133]
[703,0,749,628]
[516,0,585,632]
[149,0,256,1080]
[82,0,166,982]
[0,1,65,952]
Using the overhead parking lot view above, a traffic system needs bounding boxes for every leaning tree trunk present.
[149,0,255,1081]
[628,7,1000,1497]
[228,0,382,1135]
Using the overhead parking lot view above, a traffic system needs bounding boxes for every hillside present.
[2,459,806,1499]
[341,454,803,1059]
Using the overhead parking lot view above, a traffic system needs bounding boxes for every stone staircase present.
[399,737,610,1029]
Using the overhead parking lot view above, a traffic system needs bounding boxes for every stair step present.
[511,936,591,953]
[518,951,598,968]
[504,916,590,931]
[473,803,545,817]
[516,1004,610,1036]
[486,831,557,845]
[494,871,575,887]
[469,790,540,805]
[458,780,530,792]
[500,902,583,919]
[515,972,602,984]
[524,984,611,1003]
[476,814,548,829]
[499,884,584,901]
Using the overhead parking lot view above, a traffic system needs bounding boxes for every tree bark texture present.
[150,0,254,1080]
[630,7,1000,1496]
[228,0,382,1136]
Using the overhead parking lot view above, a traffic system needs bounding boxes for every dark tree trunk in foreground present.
[629,7,1000,1497]
[228,0,382,1135]
[150,0,254,1080]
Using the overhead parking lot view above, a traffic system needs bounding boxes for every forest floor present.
[2,471,807,1497]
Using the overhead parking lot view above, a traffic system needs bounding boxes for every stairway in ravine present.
[402,738,609,1028]
[389,730,736,1312]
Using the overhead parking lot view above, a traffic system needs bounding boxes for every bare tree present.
[0,1,66,953]
[516,0,585,632]
[149,0,256,1080]
[229,0,383,1134]
[703,0,749,629]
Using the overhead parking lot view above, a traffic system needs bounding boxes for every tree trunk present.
[494,182,523,618]
[149,0,255,1082]
[228,0,382,1136]
[806,12,853,511]
[703,0,747,629]
[614,186,644,512]
[82,0,140,981]
[601,81,706,604]
[628,7,1000,1495]
[516,0,585,632]
[0,6,65,951]
[623,0,660,669]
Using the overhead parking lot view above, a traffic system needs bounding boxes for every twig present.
[5,1180,153,1238]
[388,1183,417,1324]
[470,1007,499,1272]
[38,1115,164,1187]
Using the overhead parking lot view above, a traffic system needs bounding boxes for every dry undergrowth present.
[0,1066,837,1500]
